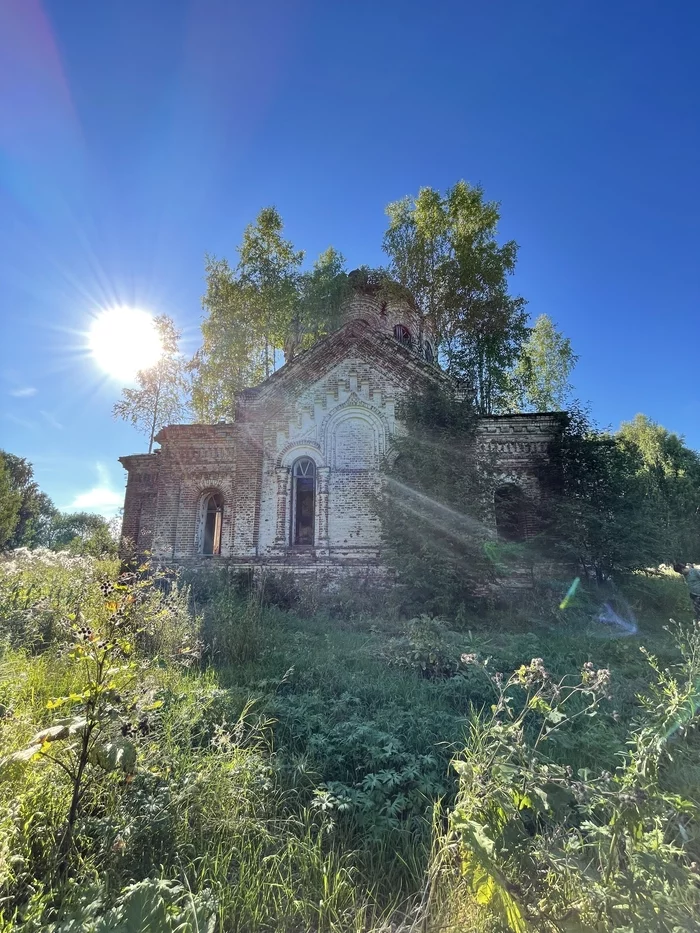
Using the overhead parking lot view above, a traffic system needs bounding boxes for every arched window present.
[494,484,526,542]
[202,492,224,555]
[292,458,316,545]
[424,340,434,363]
[393,324,412,348]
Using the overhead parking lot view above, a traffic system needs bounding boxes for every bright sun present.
[88,307,163,382]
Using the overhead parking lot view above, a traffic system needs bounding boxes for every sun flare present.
[88,307,163,382]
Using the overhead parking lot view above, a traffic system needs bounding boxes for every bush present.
[387,615,465,678]
[0,549,115,651]
[436,622,700,932]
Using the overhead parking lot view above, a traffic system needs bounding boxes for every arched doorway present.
[494,484,527,542]
[202,492,224,555]
[292,457,316,545]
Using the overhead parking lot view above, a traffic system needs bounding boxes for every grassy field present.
[0,550,698,931]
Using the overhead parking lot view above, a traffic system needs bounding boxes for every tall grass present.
[0,553,697,930]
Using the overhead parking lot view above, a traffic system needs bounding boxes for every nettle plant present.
[387,615,468,679]
[2,572,164,871]
[442,630,700,932]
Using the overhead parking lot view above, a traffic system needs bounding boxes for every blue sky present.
[1,0,698,517]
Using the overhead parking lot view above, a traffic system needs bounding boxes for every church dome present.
[341,269,436,363]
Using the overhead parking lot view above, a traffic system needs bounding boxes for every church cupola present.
[342,269,436,363]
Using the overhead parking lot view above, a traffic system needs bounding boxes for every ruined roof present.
[237,316,449,416]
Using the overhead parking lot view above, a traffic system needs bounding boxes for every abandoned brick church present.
[119,280,562,572]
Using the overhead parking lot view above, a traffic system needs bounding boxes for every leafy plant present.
[38,877,216,932]
[388,615,464,679]
[1,577,157,873]
[439,623,700,932]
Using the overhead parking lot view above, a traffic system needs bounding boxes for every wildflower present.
[582,663,612,695]
[460,653,477,665]
[517,657,550,687]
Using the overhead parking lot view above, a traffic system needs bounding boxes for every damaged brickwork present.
[119,288,564,576]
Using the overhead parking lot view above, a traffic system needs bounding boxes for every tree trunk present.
[148,380,161,454]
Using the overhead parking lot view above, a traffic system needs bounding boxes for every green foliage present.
[538,408,700,581]
[190,256,264,420]
[293,246,351,353]
[48,512,118,557]
[201,586,265,665]
[0,450,119,558]
[0,456,22,550]
[272,686,455,842]
[113,315,189,453]
[0,451,57,549]
[387,615,466,679]
[383,181,528,413]
[440,624,700,932]
[0,549,114,651]
[539,407,659,582]
[376,385,495,612]
[237,206,305,378]
[191,208,349,420]
[0,550,196,660]
[3,537,700,931]
[38,877,217,932]
[509,314,578,412]
[617,413,700,563]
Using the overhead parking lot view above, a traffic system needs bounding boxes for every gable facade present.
[119,288,563,572]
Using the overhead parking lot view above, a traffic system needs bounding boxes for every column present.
[317,467,330,554]
[274,467,290,547]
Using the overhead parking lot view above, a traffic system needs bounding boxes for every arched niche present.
[322,401,388,471]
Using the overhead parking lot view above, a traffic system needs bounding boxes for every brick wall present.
[119,321,564,570]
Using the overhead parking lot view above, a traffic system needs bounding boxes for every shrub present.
[437,622,700,932]
[387,615,464,678]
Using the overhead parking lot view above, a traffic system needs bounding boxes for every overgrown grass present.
[0,550,697,931]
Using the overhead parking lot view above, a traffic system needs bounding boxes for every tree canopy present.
[0,451,57,549]
[0,451,117,556]
[617,414,700,563]
[0,456,22,550]
[191,208,349,421]
[383,181,528,414]
[509,314,578,412]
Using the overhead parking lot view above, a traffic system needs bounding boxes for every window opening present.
[494,484,526,542]
[292,458,316,545]
[202,492,223,555]
[393,324,412,348]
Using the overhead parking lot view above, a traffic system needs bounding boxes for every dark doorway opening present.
[494,484,526,542]
[203,492,223,555]
[293,458,316,545]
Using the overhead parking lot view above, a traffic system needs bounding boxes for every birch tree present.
[113,315,188,452]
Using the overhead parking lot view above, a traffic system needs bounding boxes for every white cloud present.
[10,387,37,397]
[69,463,123,517]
